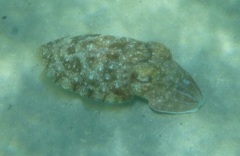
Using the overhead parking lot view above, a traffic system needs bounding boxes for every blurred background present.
[0,0,239,155]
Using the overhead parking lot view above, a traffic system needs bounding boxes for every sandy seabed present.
[0,0,239,156]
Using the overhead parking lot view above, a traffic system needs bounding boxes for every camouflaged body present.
[40,34,204,114]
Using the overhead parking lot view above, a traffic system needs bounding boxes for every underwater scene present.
[0,0,239,155]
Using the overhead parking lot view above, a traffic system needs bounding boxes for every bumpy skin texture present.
[40,34,204,114]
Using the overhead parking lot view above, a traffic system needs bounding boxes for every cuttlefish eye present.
[136,75,151,83]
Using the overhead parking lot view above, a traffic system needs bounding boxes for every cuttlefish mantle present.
[39,34,204,114]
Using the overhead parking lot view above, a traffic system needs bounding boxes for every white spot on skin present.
[109,64,114,69]
[114,82,120,88]
[97,64,104,71]
[89,73,94,80]
[104,74,110,80]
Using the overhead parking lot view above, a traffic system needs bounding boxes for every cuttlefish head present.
[131,43,204,114]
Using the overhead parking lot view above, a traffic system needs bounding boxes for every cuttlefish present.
[39,34,204,114]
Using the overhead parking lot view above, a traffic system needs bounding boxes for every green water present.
[0,0,239,155]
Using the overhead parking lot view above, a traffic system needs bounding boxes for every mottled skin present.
[40,34,204,114]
